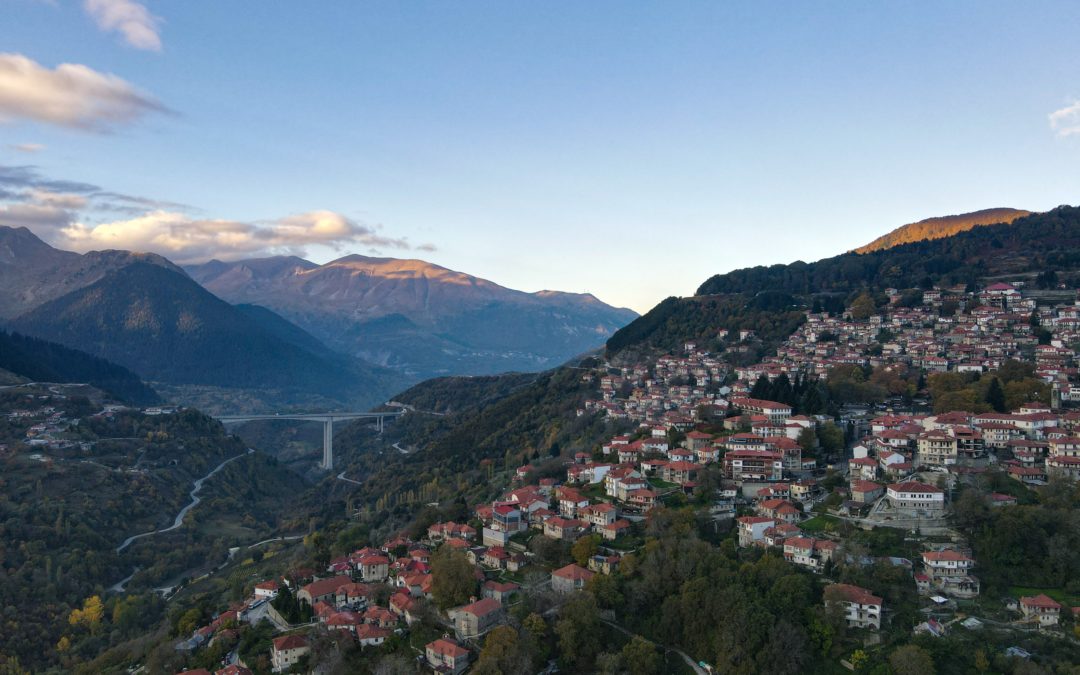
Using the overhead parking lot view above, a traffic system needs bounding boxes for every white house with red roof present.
[551,563,595,593]
[886,481,945,515]
[921,549,979,597]
[824,584,883,630]
[737,516,775,547]
[425,638,470,674]
[1020,594,1062,626]
[271,634,309,672]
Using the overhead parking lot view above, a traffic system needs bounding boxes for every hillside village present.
[163,280,1080,674]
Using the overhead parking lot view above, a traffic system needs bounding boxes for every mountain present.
[0,330,160,404]
[609,205,1080,357]
[854,207,1031,253]
[0,225,182,319]
[0,227,401,410]
[185,254,638,378]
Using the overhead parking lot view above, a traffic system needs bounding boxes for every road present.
[116,449,253,552]
[336,471,362,485]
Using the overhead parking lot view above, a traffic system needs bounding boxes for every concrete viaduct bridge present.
[215,411,404,471]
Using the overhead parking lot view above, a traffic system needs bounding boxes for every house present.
[556,488,591,518]
[756,498,802,524]
[326,610,362,631]
[1019,594,1062,627]
[336,582,375,608]
[588,554,621,575]
[917,430,958,467]
[356,624,392,647]
[455,598,504,639]
[428,522,477,542]
[484,503,526,547]
[1007,462,1048,484]
[254,580,279,599]
[355,552,390,582]
[723,449,784,482]
[730,397,793,423]
[782,536,836,571]
[824,584,883,630]
[1047,455,1080,480]
[579,502,618,528]
[271,634,309,672]
[600,519,632,541]
[297,575,351,606]
[922,549,980,598]
[551,563,595,593]
[625,488,658,513]
[850,480,884,503]
[543,517,587,541]
[737,516,775,547]
[482,580,521,605]
[886,481,945,515]
[425,638,470,675]
[849,457,878,481]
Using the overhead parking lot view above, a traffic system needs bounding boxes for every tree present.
[572,535,600,567]
[431,546,477,609]
[555,593,602,670]
[817,423,844,454]
[621,636,660,675]
[68,595,104,632]
[985,377,1006,412]
[176,607,202,636]
[474,625,530,675]
[850,649,869,671]
[522,613,550,665]
[797,427,818,456]
[850,292,876,320]
[889,645,934,675]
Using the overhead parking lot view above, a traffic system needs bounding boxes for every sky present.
[1,1,1079,313]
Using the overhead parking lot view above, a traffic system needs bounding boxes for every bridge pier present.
[322,418,334,471]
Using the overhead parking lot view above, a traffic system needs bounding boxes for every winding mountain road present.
[115,449,253,553]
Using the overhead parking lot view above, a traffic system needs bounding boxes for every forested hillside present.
[0,403,310,672]
[854,207,1030,253]
[0,330,160,405]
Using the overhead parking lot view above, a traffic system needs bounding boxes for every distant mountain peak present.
[185,253,638,379]
[855,208,1032,254]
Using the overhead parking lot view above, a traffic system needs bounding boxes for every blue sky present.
[2,1,1079,313]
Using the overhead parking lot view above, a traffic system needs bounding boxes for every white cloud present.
[1049,100,1080,138]
[56,209,417,262]
[0,53,166,132]
[83,0,162,51]
[11,143,45,153]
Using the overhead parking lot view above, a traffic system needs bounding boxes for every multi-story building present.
[886,481,945,516]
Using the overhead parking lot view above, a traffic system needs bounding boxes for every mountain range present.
[0,226,400,411]
[185,255,638,378]
[0,226,636,410]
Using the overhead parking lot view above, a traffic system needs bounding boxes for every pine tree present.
[986,377,1006,412]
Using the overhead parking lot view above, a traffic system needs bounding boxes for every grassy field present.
[800,515,841,533]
